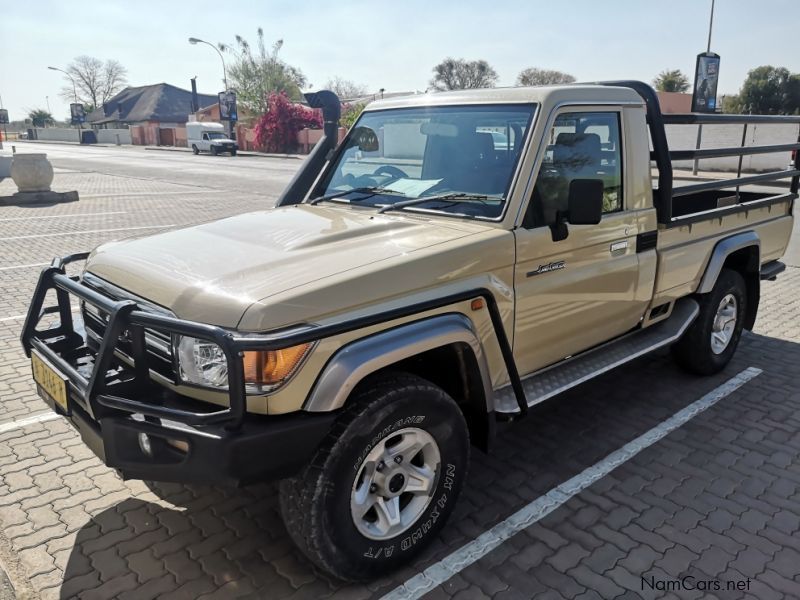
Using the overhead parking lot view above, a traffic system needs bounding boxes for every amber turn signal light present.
[242,343,313,386]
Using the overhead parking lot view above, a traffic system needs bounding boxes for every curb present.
[143,146,303,160]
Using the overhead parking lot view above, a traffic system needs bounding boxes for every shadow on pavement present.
[57,332,796,599]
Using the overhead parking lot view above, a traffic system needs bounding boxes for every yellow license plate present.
[31,351,69,413]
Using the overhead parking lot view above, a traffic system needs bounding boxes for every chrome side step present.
[494,298,700,414]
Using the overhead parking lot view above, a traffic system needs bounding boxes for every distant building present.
[87,83,217,129]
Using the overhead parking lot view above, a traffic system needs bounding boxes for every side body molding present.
[303,313,493,412]
[697,231,760,294]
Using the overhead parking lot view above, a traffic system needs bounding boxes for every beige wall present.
[657,92,692,114]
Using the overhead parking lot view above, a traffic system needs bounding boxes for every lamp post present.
[48,66,82,138]
[188,37,232,138]
[188,37,229,91]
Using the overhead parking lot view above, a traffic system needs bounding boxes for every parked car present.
[21,82,799,581]
[186,121,237,156]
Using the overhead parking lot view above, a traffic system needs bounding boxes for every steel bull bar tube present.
[21,255,530,431]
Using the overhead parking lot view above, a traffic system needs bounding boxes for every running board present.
[494,298,700,414]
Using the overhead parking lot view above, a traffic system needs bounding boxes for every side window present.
[525,111,623,228]
[202,133,209,141]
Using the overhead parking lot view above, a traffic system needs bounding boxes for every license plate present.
[31,350,69,413]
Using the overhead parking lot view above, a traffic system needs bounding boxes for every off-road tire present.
[191,144,199,155]
[279,372,470,581]
[672,268,747,375]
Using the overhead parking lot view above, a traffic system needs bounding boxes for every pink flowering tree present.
[253,92,322,153]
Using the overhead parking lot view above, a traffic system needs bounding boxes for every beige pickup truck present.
[21,81,799,580]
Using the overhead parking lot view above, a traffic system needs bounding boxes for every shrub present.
[254,91,322,153]
[340,102,365,130]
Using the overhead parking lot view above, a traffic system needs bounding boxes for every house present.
[88,83,218,128]
[87,83,218,146]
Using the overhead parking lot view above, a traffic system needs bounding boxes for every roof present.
[87,83,218,124]
[362,84,644,111]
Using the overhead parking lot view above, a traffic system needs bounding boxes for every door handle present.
[610,240,628,253]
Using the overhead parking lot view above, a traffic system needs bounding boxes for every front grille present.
[80,274,176,381]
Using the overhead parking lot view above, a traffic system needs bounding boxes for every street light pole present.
[188,37,228,91]
[188,37,234,139]
[707,0,715,53]
[48,66,82,139]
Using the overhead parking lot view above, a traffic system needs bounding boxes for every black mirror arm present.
[549,211,570,242]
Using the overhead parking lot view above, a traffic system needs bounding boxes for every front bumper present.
[20,253,333,485]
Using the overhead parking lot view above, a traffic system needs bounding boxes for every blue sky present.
[1,0,797,120]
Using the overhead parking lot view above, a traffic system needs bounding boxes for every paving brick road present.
[0,143,798,599]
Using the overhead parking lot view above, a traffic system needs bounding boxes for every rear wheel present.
[672,268,747,375]
[279,372,469,581]
[191,144,199,155]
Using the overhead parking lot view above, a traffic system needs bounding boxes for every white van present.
[186,122,238,156]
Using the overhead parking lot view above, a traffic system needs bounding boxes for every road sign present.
[692,53,721,113]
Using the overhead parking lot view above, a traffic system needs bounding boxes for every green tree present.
[429,58,498,91]
[734,66,800,114]
[220,29,306,114]
[516,68,575,86]
[28,109,54,128]
[340,102,366,129]
[652,69,690,93]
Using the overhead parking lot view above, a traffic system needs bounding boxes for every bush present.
[254,92,322,153]
[340,102,365,129]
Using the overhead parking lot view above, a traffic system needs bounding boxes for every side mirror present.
[347,126,379,152]
[567,179,604,225]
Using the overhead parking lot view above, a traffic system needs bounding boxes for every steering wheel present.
[372,165,408,180]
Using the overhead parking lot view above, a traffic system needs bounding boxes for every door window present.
[525,111,623,228]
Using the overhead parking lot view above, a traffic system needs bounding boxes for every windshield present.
[316,104,535,219]
[207,132,227,140]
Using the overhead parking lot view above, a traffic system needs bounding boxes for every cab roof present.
[362,84,644,111]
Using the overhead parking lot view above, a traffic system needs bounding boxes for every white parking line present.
[382,366,763,600]
[0,263,48,271]
[0,314,27,322]
[0,211,126,222]
[0,412,62,434]
[0,224,174,241]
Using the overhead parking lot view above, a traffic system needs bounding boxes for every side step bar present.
[494,298,700,414]
[760,260,785,281]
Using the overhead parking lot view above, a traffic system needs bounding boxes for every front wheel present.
[672,268,747,375]
[279,372,470,581]
[210,146,218,156]
[230,149,237,156]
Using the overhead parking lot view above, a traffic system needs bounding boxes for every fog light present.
[138,432,153,457]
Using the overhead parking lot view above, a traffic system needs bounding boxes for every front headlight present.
[175,336,313,393]
[176,336,229,388]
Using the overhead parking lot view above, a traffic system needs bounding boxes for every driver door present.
[513,109,649,376]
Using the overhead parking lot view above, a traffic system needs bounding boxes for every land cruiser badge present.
[527,261,565,277]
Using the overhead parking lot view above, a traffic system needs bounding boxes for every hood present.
[85,205,484,327]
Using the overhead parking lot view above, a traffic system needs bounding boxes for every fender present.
[697,231,760,294]
[303,313,493,413]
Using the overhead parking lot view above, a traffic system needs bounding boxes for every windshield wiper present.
[377,193,500,214]
[309,187,404,205]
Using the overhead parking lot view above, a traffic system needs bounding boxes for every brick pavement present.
[0,151,799,598]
